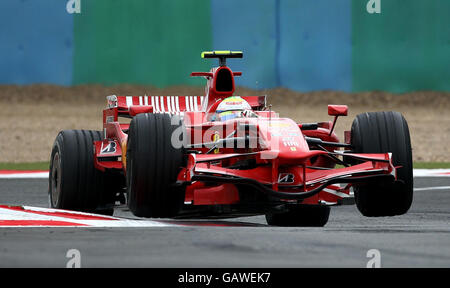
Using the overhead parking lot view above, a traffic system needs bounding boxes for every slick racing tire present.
[351,111,413,217]
[265,205,330,227]
[126,113,185,218]
[49,130,114,215]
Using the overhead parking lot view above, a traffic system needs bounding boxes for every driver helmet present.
[216,96,252,121]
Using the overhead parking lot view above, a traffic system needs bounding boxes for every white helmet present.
[216,96,251,121]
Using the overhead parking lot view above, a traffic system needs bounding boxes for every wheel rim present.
[50,152,62,207]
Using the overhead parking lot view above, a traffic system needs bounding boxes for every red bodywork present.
[94,62,396,215]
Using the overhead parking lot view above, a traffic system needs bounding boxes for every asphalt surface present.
[0,177,449,268]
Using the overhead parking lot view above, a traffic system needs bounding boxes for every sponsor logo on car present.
[100,141,117,154]
[278,173,295,184]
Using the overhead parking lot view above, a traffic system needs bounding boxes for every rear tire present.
[48,130,114,215]
[351,111,413,217]
[265,205,330,227]
[126,113,185,218]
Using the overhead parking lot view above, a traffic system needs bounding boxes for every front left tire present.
[351,111,413,217]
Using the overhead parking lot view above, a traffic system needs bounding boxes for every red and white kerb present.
[0,206,173,227]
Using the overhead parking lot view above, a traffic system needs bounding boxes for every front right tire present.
[126,113,185,218]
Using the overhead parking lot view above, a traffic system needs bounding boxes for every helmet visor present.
[218,111,242,121]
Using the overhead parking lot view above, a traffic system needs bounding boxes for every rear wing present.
[117,95,204,114]
[111,95,266,115]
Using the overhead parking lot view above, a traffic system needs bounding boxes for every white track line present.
[0,172,49,179]
[2,169,449,179]
[414,186,450,192]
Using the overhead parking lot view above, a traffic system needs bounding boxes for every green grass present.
[0,161,448,171]
[413,162,450,169]
[0,162,49,171]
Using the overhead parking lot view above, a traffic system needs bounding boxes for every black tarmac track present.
[0,177,449,267]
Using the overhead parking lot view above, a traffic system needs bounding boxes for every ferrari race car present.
[49,51,413,226]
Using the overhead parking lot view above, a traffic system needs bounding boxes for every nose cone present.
[258,118,321,164]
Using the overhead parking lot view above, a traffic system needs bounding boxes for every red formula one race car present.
[49,51,413,226]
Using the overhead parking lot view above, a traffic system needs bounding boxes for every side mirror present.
[129,105,153,116]
[328,105,348,117]
[327,105,348,136]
